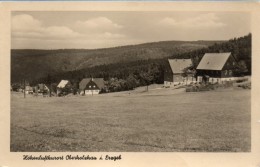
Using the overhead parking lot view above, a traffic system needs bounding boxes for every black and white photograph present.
[10,10,252,153]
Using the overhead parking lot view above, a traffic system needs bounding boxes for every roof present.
[92,78,105,89]
[196,52,231,70]
[79,78,105,90]
[57,80,70,88]
[38,84,49,90]
[25,86,33,91]
[168,59,193,74]
[79,78,91,90]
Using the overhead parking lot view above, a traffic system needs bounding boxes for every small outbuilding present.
[164,59,195,87]
[57,80,72,95]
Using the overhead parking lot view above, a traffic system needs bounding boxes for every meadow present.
[10,87,251,152]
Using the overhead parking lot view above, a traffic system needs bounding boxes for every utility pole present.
[50,83,52,97]
[49,84,52,97]
[23,79,26,98]
[47,74,52,97]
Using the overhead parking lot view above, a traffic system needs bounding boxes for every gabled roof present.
[79,78,105,90]
[92,78,105,89]
[196,52,231,70]
[38,83,49,91]
[25,86,33,91]
[168,59,193,74]
[79,78,92,90]
[57,80,70,88]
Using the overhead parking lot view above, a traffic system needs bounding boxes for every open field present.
[11,87,251,152]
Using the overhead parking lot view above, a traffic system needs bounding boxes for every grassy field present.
[11,87,251,152]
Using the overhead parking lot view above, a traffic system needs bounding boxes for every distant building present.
[57,80,72,95]
[79,78,91,95]
[196,52,237,83]
[79,78,105,95]
[25,86,33,94]
[164,59,195,87]
[37,83,50,93]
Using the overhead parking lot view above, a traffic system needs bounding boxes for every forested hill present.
[171,34,251,72]
[11,40,221,83]
[36,34,250,93]
[12,34,251,92]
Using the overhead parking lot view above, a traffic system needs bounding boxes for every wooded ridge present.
[11,34,251,92]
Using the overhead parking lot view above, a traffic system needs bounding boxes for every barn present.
[57,80,72,95]
[79,78,105,95]
[196,52,237,83]
[164,59,195,87]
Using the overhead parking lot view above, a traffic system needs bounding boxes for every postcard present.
[0,1,259,167]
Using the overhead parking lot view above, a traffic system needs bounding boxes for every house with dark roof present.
[164,59,195,87]
[196,52,237,83]
[37,83,50,93]
[79,78,105,95]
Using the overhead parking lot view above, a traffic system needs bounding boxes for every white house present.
[79,78,105,95]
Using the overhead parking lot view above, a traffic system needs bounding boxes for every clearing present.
[11,87,251,152]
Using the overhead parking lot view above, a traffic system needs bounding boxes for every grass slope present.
[11,88,250,152]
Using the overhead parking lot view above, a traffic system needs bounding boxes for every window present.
[93,85,96,88]
[224,70,228,75]
[229,70,233,75]
[198,76,202,82]
[89,86,91,88]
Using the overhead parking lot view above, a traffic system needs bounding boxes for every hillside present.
[11,40,221,83]
[40,34,251,93]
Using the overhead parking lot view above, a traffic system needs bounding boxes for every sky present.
[11,11,251,49]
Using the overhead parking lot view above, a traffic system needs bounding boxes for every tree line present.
[13,34,251,93]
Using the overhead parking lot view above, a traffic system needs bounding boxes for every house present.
[11,83,22,92]
[57,80,72,95]
[25,86,33,94]
[79,78,91,95]
[164,59,195,87]
[196,52,237,83]
[79,78,105,95]
[36,83,50,94]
